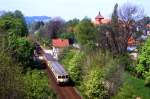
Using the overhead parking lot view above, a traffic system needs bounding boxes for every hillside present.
[25,16,51,25]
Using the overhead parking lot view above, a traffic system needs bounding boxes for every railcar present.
[47,61,69,84]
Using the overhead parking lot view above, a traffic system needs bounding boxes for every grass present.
[113,72,150,99]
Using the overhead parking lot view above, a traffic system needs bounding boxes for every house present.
[52,38,69,60]
[127,37,137,52]
[128,37,136,46]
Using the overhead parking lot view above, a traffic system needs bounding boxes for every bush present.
[136,38,150,77]
[24,70,56,99]
[113,73,150,99]
[0,52,27,99]
[82,68,108,99]
[67,51,84,85]
[144,70,150,87]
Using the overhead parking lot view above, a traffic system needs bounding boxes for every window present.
[58,76,61,79]
[66,75,69,78]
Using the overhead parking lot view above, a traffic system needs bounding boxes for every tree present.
[0,52,27,99]
[75,18,96,46]
[47,17,65,38]
[66,18,79,33]
[32,21,44,32]
[117,2,144,53]
[0,11,28,37]
[96,4,121,54]
[10,37,34,67]
[14,10,28,35]
[96,3,144,54]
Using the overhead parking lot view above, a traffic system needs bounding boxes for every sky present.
[0,0,149,21]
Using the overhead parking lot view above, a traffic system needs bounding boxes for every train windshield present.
[66,75,69,78]
[58,75,69,79]
[58,76,61,78]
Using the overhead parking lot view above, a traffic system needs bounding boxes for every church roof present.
[95,12,104,19]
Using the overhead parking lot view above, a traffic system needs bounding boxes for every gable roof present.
[52,38,69,48]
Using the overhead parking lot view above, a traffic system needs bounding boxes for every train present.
[44,52,69,84]
[34,42,69,84]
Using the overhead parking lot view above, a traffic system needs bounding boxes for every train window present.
[58,76,61,78]
[62,76,65,78]
[66,75,69,78]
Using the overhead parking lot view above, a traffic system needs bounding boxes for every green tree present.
[24,70,56,99]
[12,37,34,67]
[0,11,28,37]
[0,52,27,99]
[75,18,96,46]
[66,18,79,33]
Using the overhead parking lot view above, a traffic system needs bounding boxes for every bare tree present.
[47,17,65,38]
[96,3,144,55]
[117,3,144,53]
[118,3,144,22]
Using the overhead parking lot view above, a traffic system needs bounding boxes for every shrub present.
[136,38,150,77]
[135,64,145,77]
[67,51,84,85]
[144,70,150,87]
[82,68,108,99]
[24,70,56,99]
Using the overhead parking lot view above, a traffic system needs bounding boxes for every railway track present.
[34,43,82,99]
[46,64,81,99]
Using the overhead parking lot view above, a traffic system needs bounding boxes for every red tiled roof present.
[52,38,69,47]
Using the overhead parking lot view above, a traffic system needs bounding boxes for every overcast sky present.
[0,0,149,20]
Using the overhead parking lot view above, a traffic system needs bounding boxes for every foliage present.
[144,69,150,87]
[0,52,27,99]
[66,18,79,33]
[9,37,34,67]
[32,21,44,32]
[67,51,84,85]
[0,11,57,99]
[24,70,56,99]
[136,38,150,77]
[75,18,96,46]
[47,17,65,38]
[0,11,34,68]
[0,11,28,37]
[60,48,76,65]
[60,49,84,85]
[59,32,75,44]
[81,68,108,99]
[113,73,150,99]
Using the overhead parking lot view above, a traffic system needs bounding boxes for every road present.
[43,51,82,99]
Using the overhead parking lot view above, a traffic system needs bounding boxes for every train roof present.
[44,53,56,61]
[50,61,68,76]
[44,52,68,76]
